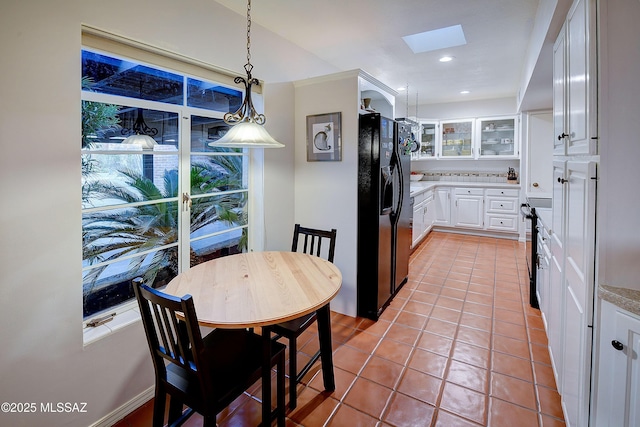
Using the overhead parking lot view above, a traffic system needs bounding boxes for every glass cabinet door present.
[441,119,473,158]
[478,117,517,157]
[416,122,437,159]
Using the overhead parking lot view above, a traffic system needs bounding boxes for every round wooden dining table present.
[164,251,342,424]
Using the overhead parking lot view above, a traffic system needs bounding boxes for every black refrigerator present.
[357,113,411,320]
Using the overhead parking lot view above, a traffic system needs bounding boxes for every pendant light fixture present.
[209,0,284,148]
[122,80,158,149]
[122,107,158,149]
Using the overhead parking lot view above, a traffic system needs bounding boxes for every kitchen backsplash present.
[413,170,515,183]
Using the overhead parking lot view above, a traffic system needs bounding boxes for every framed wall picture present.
[306,112,342,161]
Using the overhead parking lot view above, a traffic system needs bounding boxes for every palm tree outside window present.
[81,49,248,319]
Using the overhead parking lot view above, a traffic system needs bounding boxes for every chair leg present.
[167,397,183,425]
[152,389,166,427]
[288,336,298,410]
[316,305,335,392]
[277,352,286,427]
[203,415,217,427]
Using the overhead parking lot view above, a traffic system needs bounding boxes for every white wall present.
[263,82,296,251]
[597,0,640,291]
[0,1,337,426]
[293,72,361,317]
[416,97,518,120]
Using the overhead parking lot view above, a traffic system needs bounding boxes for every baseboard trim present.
[88,386,154,427]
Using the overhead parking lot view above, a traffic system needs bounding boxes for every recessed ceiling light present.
[439,56,454,62]
[397,87,406,91]
[402,25,467,54]
[460,90,471,94]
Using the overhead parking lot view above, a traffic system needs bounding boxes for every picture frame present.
[306,112,342,161]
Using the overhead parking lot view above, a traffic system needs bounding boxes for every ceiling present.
[214,0,542,110]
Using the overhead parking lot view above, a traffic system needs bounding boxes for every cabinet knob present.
[558,177,568,184]
[611,340,624,351]
[532,182,539,188]
[558,133,569,141]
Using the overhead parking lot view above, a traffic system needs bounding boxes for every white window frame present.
[81,27,265,345]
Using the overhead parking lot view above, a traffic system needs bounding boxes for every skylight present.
[402,25,467,54]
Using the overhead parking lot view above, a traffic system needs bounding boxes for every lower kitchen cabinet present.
[433,188,451,226]
[484,188,520,232]
[411,184,521,247]
[412,190,433,248]
[594,299,640,427]
[452,188,484,229]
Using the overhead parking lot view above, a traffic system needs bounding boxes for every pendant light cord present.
[245,0,253,77]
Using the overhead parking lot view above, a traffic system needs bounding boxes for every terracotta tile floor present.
[114,231,565,427]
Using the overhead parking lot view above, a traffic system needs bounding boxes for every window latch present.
[182,193,192,211]
[86,312,116,328]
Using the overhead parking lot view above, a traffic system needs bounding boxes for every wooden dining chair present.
[133,278,286,427]
[270,224,337,409]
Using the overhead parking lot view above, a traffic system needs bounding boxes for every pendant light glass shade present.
[212,120,284,148]
[122,133,157,149]
[208,0,284,149]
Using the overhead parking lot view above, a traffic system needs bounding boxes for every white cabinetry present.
[441,119,474,158]
[548,1,598,425]
[477,117,519,158]
[414,121,438,159]
[427,116,519,160]
[548,158,597,427]
[561,160,597,427]
[452,188,484,229]
[526,111,554,198]
[553,0,597,156]
[485,188,519,232]
[433,188,451,226]
[412,189,433,248]
[429,186,520,235]
[595,300,640,427]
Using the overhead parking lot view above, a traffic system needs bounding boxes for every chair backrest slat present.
[292,224,337,263]
[133,278,210,398]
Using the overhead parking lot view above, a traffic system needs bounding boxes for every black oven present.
[520,202,540,309]
[520,198,552,309]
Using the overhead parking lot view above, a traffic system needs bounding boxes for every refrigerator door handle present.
[380,165,394,215]
[390,148,404,223]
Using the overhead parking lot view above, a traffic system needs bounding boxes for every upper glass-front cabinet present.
[441,119,474,158]
[477,117,518,158]
[413,121,437,159]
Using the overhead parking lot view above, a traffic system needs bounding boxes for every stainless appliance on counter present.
[357,113,411,320]
[520,197,552,309]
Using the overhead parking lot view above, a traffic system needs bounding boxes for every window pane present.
[82,50,183,105]
[190,192,247,230]
[82,101,179,149]
[190,155,247,195]
[190,230,244,267]
[82,153,179,209]
[190,115,244,153]
[83,247,178,317]
[187,77,242,113]
[82,201,179,262]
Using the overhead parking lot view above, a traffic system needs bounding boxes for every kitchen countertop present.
[535,208,552,232]
[598,285,640,317]
[410,180,520,196]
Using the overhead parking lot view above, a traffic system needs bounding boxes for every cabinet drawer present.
[454,187,484,196]
[413,191,427,205]
[486,197,519,214]
[485,188,519,198]
[485,214,518,232]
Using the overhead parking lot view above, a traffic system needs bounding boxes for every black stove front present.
[520,202,540,309]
